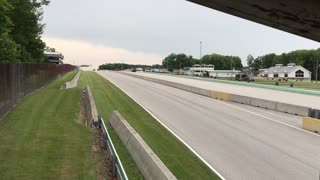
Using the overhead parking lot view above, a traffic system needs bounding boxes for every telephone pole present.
[200,41,203,60]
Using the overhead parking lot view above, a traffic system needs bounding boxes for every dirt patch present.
[78,89,117,180]
[91,128,117,180]
[77,90,88,125]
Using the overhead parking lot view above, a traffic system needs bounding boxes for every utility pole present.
[200,41,203,60]
[316,59,319,83]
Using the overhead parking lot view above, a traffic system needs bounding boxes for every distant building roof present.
[44,51,64,59]
[44,50,64,64]
[263,64,310,74]
[206,70,241,73]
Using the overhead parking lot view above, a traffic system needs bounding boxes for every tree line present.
[247,48,320,79]
[99,53,243,71]
[0,0,49,63]
[162,53,243,71]
[99,49,320,78]
[98,63,161,70]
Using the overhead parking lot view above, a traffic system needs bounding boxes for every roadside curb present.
[62,70,81,89]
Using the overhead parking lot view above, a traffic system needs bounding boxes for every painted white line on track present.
[211,98,320,137]
[98,72,226,180]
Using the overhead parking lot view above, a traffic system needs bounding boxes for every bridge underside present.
[187,0,320,42]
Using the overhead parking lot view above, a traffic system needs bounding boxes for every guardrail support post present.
[112,155,116,177]
[98,116,101,128]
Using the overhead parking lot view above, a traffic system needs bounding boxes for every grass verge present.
[84,71,220,180]
[254,78,320,90]
[0,71,96,179]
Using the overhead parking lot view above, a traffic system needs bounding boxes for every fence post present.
[112,155,116,177]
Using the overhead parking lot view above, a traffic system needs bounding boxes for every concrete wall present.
[250,98,277,110]
[302,117,320,133]
[309,109,320,119]
[63,71,81,89]
[229,94,251,105]
[276,103,310,116]
[122,72,312,117]
[109,111,177,180]
[211,91,230,101]
[85,85,98,127]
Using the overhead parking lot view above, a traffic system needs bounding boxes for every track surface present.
[124,72,320,109]
[98,71,320,180]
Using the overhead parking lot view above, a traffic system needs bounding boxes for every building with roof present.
[189,64,215,76]
[44,50,64,64]
[207,70,241,78]
[259,63,311,80]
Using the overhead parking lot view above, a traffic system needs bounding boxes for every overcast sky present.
[42,0,320,68]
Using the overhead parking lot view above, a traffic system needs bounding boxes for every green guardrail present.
[99,117,128,180]
[148,72,320,96]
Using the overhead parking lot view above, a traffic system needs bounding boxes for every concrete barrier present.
[250,98,277,110]
[182,85,193,92]
[211,91,230,101]
[302,117,320,133]
[276,103,311,116]
[62,71,81,89]
[191,87,201,94]
[109,111,177,180]
[199,88,211,97]
[170,82,179,89]
[229,94,251,105]
[85,85,99,127]
[309,109,320,119]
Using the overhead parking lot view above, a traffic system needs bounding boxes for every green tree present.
[201,54,243,70]
[162,53,196,71]
[0,0,20,63]
[8,0,49,62]
[246,54,254,67]
[0,33,20,63]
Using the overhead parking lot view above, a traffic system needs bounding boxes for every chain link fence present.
[0,64,76,119]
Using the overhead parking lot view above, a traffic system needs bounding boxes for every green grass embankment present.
[0,71,96,179]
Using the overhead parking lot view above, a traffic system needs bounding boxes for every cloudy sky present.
[42,0,320,68]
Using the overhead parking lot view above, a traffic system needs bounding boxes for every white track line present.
[98,72,226,180]
[123,72,320,137]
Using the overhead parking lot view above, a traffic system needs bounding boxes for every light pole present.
[200,41,203,60]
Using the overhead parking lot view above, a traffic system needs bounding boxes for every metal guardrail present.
[99,117,128,180]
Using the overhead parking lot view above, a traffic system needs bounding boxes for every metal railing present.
[99,117,128,180]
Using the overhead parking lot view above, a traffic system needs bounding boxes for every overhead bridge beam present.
[187,0,320,42]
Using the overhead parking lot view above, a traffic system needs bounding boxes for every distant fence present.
[0,64,76,119]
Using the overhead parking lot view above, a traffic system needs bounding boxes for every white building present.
[189,64,215,76]
[44,50,64,64]
[260,63,311,80]
[207,70,241,78]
